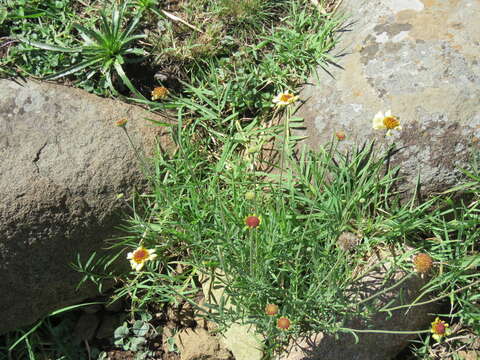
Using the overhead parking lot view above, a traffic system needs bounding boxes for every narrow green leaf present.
[114,61,147,101]
[18,38,79,53]
[44,58,102,80]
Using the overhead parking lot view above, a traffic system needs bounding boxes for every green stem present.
[380,279,480,312]
[356,272,414,306]
[339,327,431,335]
[249,229,256,277]
[122,127,150,175]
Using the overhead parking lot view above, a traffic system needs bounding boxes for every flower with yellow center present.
[127,246,157,271]
[372,110,401,136]
[272,92,298,107]
[151,86,169,101]
[430,317,451,342]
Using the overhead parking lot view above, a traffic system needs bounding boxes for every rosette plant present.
[19,1,146,98]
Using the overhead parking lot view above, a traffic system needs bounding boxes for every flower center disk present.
[245,216,260,228]
[383,116,400,129]
[133,249,149,263]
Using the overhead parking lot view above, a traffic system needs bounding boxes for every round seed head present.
[337,231,360,251]
[413,253,433,273]
[245,215,261,229]
[335,131,346,141]
[265,304,278,316]
[115,118,128,127]
[277,317,291,330]
[245,191,255,200]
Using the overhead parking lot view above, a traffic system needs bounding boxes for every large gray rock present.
[296,0,480,195]
[0,79,173,334]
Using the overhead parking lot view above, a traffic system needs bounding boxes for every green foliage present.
[0,0,82,79]
[0,302,104,360]
[111,312,156,360]
[164,2,343,151]
[17,1,146,97]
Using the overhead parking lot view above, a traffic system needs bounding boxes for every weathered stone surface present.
[96,313,123,340]
[73,313,101,344]
[221,323,263,360]
[296,0,480,195]
[278,248,441,360]
[0,78,173,334]
[174,328,234,360]
[199,271,264,360]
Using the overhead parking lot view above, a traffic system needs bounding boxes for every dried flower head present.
[265,304,279,316]
[372,110,401,136]
[413,253,433,274]
[431,317,451,342]
[115,118,128,127]
[337,231,360,251]
[244,215,261,229]
[277,317,291,330]
[127,246,157,271]
[272,92,298,107]
[335,131,346,141]
[151,86,169,101]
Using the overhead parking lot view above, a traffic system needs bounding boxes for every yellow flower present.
[372,110,401,136]
[151,86,169,101]
[272,92,298,107]
[127,246,157,271]
[430,317,452,342]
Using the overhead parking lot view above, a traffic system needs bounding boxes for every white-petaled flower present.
[272,92,298,107]
[372,110,402,136]
[127,246,157,271]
